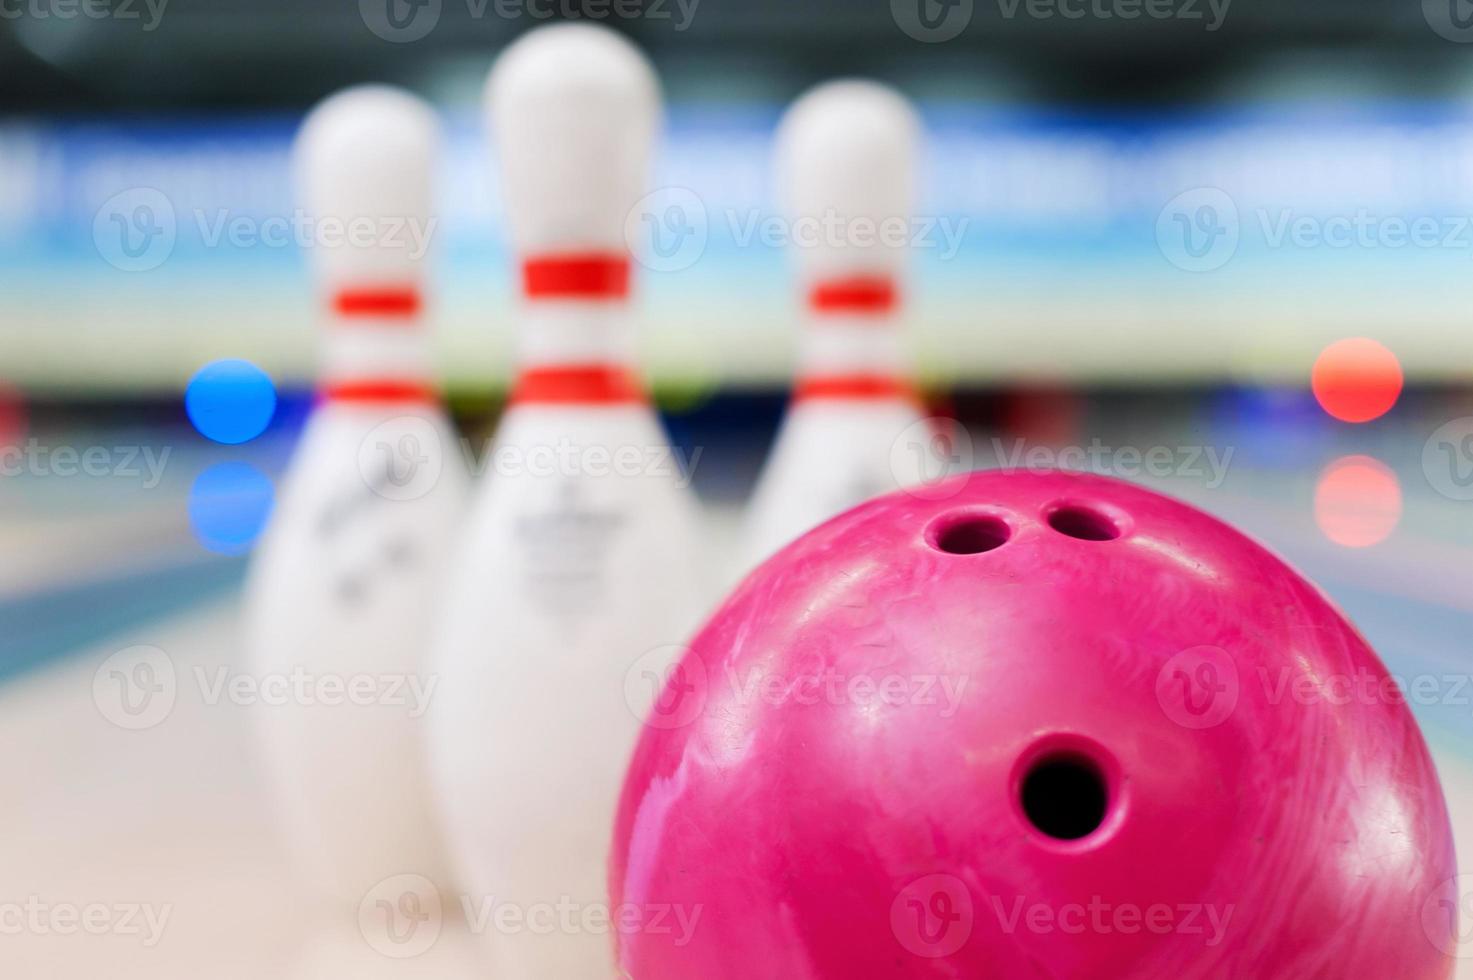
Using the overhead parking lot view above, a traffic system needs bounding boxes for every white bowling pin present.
[740,80,932,569]
[245,86,469,906]
[427,24,704,977]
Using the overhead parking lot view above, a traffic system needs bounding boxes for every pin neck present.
[321,380,437,405]
[320,285,436,404]
[522,253,631,301]
[794,275,913,405]
[808,276,898,315]
[794,375,917,403]
[509,364,645,407]
[510,253,646,407]
[333,286,424,319]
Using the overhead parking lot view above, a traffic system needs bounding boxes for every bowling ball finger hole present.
[1019,753,1111,842]
[926,512,1013,555]
[1045,503,1123,542]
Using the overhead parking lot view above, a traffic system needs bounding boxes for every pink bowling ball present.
[612,470,1457,978]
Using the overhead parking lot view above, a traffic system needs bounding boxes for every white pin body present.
[743,315,927,570]
[742,398,930,570]
[247,83,461,905]
[428,403,704,976]
[741,79,926,570]
[245,401,469,903]
[428,23,700,975]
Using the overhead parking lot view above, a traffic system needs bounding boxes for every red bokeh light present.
[1314,455,1401,548]
[1311,338,1403,424]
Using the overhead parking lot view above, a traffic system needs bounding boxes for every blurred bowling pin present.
[245,86,468,905]
[427,24,704,977]
[740,80,931,569]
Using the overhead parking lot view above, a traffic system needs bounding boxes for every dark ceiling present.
[0,0,1463,112]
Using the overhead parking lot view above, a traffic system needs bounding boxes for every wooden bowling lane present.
[0,417,288,681]
[0,482,246,683]
[0,598,296,977]
[0,595,493,977]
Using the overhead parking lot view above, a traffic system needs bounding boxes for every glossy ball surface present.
[612,471,1457,979]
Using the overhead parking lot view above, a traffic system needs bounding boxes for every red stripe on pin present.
[523,254,631,300]
[794,374,918,403]
[323,380,436,403]
[510,364,645,406]
[809,277,897,314]
[332,287,423,318]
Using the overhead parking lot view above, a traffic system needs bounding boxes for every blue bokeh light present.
[185,359,277,445]
[1207,386,1329,470]
[189,462,274,555]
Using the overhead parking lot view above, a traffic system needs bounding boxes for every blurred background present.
[4,0,1473,975]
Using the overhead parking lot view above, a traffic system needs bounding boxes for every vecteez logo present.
[1424,0,1473,42]
[360,0,441,42]
[995,0,1230,29]
[1156,188,1240,272]
[1155,646,1239,730]
[891,0,974,42]
[359,875,444,957]
[0,0,169,31]
[891,874,975,958]
[93,645,178,730]
[1423,873,1473,958]
[1157,190,1473,272]
[93,188,177,272]
[625,187,710,273]
[358,416,448,502]
[893,0,1230,40]
[624,191,971,273]
[1423,418,1473,501]
[360,0,700,42]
